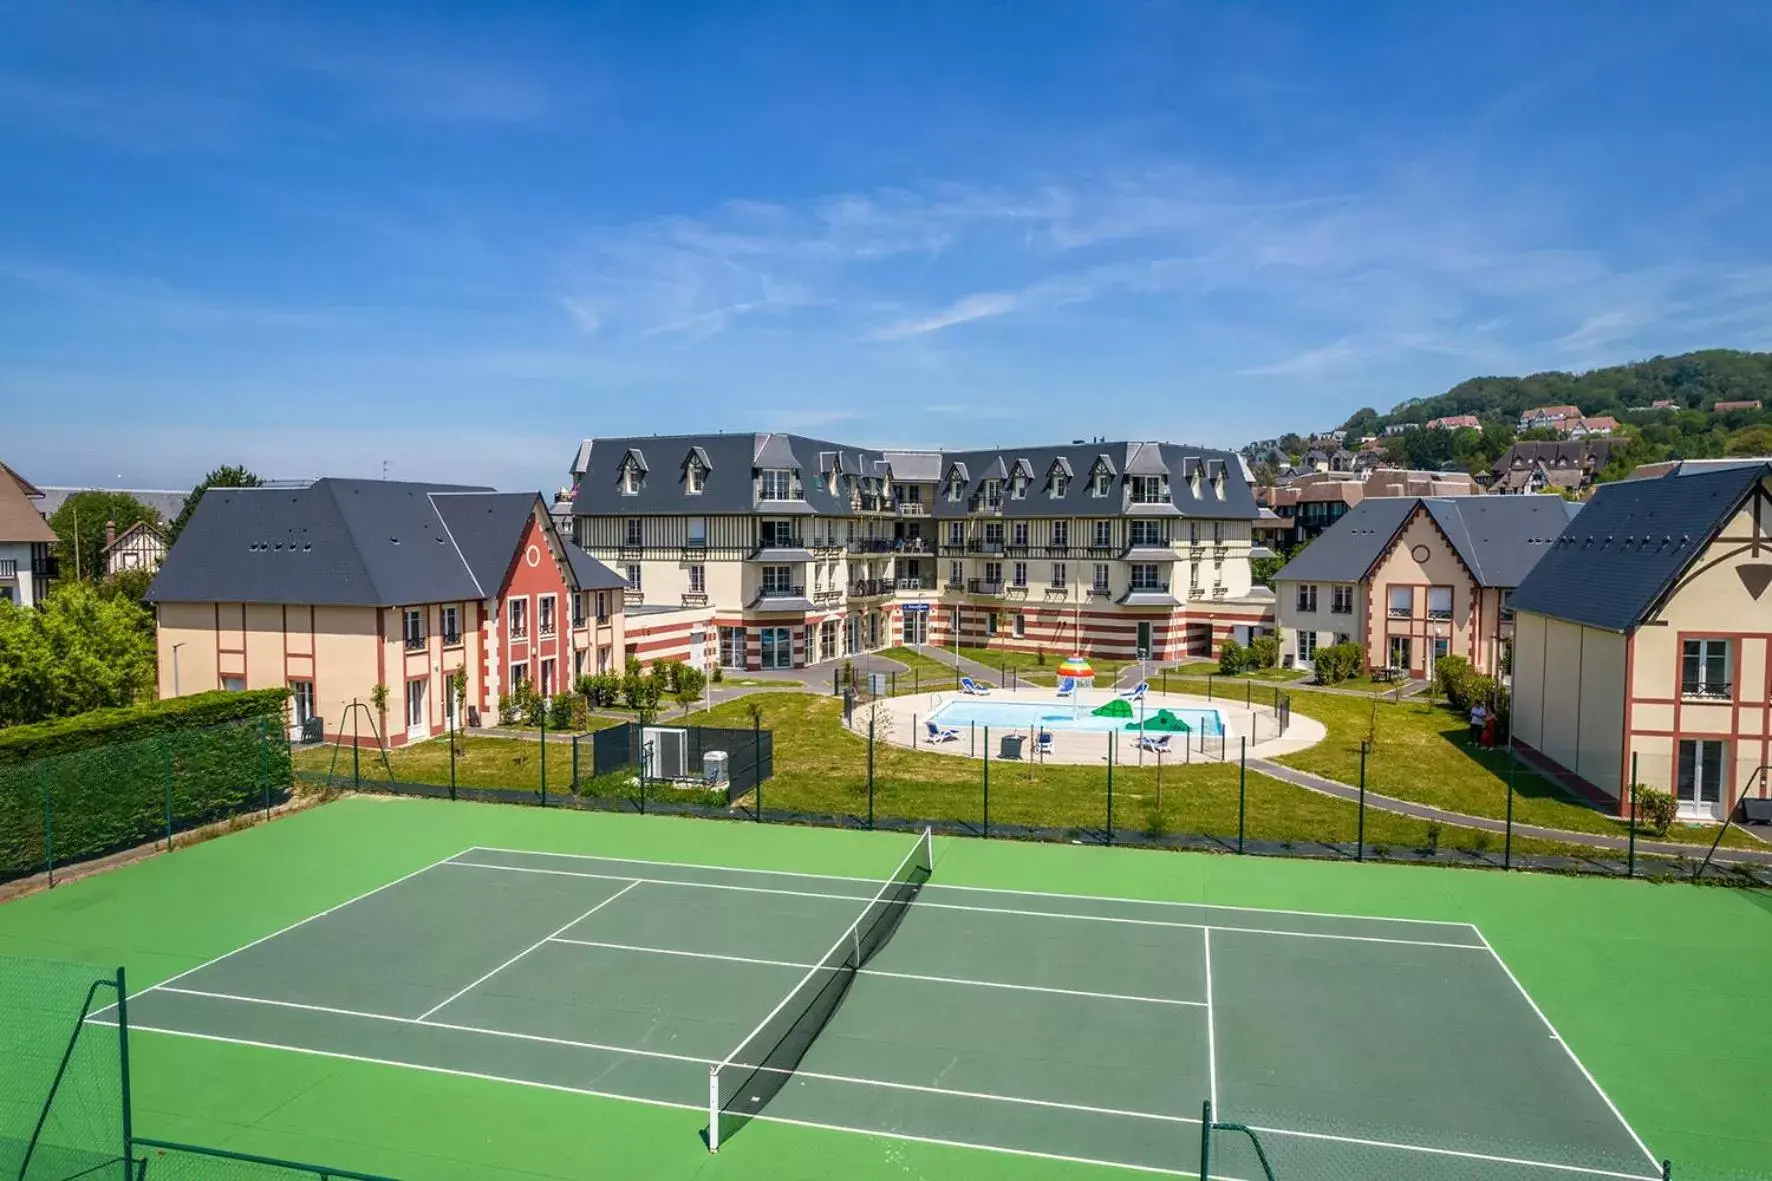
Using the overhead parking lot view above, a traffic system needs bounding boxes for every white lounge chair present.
[926,720,962,743]
[960,676,992,696]
[1136,733,1171,755]
[1120,681,1149,702]
[1035,730,1054,756]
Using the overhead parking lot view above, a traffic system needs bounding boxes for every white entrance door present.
[1677,739,1726,820]
[406,678,428,742]
[903,609,927,646]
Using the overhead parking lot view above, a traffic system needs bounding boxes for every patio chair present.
[1035,730,1054,756]
[1120,681,1149,702]
[960,676,992,696]
[1055,677,1074,698]
[1136,733,1171,755]
[926,719,962,743]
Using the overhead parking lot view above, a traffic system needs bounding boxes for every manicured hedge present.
[0,689,289,765]
[0,698,294,883]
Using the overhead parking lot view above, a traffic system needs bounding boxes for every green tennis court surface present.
[90,835,1662,1180]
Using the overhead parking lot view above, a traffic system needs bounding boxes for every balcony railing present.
[898,501,927,516]
[618,543,643,559]
[752,535,805,552]
[681,591,708,607]
[899,576,924,590]
[1426,605,1453,621]
[1130,581,1169,594]
[966,540,1006,556]
[540,620,557,637]
[1387,607,1412,619]
[680,543,708,560]
[404,634,426,651]
[443,630,462,646]
[622,587,643,605]
[510,624,529,639]
[849,578,896,598]
[1330,602,1353,615]
[1295,598,1317,613]
[0,559,15,579]
[758,585,805,599]
[847,538,896,553]
[967,579,1005,596]
[943,579,965,593]
[1681,680,1732,701]
[1089,584,1111,598]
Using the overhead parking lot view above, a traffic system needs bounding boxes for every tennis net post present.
[707,827,933,1152]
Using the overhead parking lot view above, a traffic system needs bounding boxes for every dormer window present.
[1189,467,1202,498]
[686,463,705,495]
[759,468,794,501]
[1212,469,1226,501]
[948,476,964,502]
[1131,475,1166,504]
[1011,475,1028,500]
[1053,474,1070,497]
[1092,469,1111,497]
[982,479,1003,508]
[621,463,640,495]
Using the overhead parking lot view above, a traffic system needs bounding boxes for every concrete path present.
[1252,757,1772,867]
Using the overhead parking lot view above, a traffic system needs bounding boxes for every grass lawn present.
[676,692,1633,861]
[1272,692,1755,850]
[957,644,1137,684]
[1171,662,1310,684]
[294,735,581,794]
[877,645,975,690]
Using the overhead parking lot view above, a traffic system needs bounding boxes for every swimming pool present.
[928,695,1228,736]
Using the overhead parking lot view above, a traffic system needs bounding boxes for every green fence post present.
[1504,742,1516,870]
[982,726,990,839]
[450,729,458,802]
[867,712,876,829]
[1106,732,1115,844]
[1237,737,1247,855]
[163,738,174,851]
[1628,753,1639,879]
[41,763,53,888]
[1199,1099,1213,1180]
[1245,680,1252,709]
[1207,673,1214,701]
[540,708,548,807]
[352,705,361,789]
[259,719,271,822]
[116,966,134,1170]
[1356,740,1368,862]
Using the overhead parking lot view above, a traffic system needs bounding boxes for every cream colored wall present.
[1511,611,1547,750]
[1516,614,1626,797]
[1575,628,1627,796]
[1272,579,1361,663]
[1365,510,1480,672]
[155,603,221,695]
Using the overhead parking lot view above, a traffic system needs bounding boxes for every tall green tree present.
[0,582,157,727]
[46,490,159,582]
[167,465,264,546]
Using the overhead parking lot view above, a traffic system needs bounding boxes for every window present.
[759,518,797,547]
[406,678,427,730]
[983,522,1004,546]
[987,611,1000,635]
[1012,561,1028,587]
[901,484,922,505]
[689,564,706,593]
[1213,522,1224,544]
[1012,521,1029,547]
[621,464,639,495]
[948,521,964,546]
[1189,560,1201,591]
[403,608,425,650]
[1092,469,1111,496]
[625,564,641,591]
[1682,639,1731,699]
[1131,564,1162,591]
[687,517,707,547]
[510,662,529,688]
[508,598,527,639]
[1014,613,1026,638]
[1499,589,1516,620]
[686,463,705,494]
[1297,630,1318,661]
[1011,475,1027,500]
[1130,475,1165,504]
[1295,585,1318,613]
[982,479,1003,508]
[1432,636,1450,664]
[441,605,461,643]
[949,560,964,586]
[719,626,747,669]
[539,595,556,637]
[762,565,793,594]
[290,680,315,725]
[1189,521,1200,545]
[1051,521,1069,548]
[1330,586,1353,615]
[540,658,556,697]
[1129,520,1165,547]
[625,518,642,546]
[759,469,794,500]
[948,476,965,502]
[1388,636,1412,669]
[1052,562,1067,588]
[1426,586,1452,621]
[983,561,1003,586]
[1092,563,1110,591]
[571,593,585,628]
[1388,587,1412,618]
[1677,739,1726,814]
[1093,520,1112,548]
[221,676,246,692]
[595,591,609,622]
[1053,474,1070,497]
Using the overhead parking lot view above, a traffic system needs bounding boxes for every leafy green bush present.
[1217,639,1247,676]
[0,688,288,765]
[548,693,576,730]
[1247,635,1280,669]
[1634,786,1676,837]
[1312,642,1364,684]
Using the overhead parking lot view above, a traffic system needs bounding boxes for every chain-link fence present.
[132,1140,400,1181]
[0,955,128,1181]
[0,718,293,888]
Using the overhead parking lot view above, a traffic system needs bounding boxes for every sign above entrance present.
[902,602,931,612]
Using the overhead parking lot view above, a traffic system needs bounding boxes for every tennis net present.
[707,828,934,1152]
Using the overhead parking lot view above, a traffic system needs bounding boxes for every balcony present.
[813,587,843,606]
[1387,606,1413,620]
[749,537,814,561]
[898,501,927,516]
[855,495,893,514]
[943,579,966,593]
[849,578,895,599]
[1005,543,1030,556]
[1426,608,1453,622]
[965,540,1006,556]
[1122,580,1177,607]
[443,630,463,646]
[1044,583,1069,599]
[681,591,708,607]
[404,634,426,651]
[618,544,643,560]
[0,559,15,579]
[1681,680,1732,701]
[539,621,557,637]
[1087,544,1117,557]
[969,499,1004,516]
[622,587,643,606]
[1089,584,1111,598]
[750,585,816,612]
[967,579,1005,596]
[509,624,529,640]
[680,543,709,560]
[847,538,896,554]
[758,584,806,599]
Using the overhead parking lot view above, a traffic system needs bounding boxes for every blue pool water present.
[928,696,1228,736]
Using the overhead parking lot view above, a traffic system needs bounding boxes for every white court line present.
[414,879,641,1021]
[1202,927,1218,1114]
[544,935,1208,1008]
[1248,1123,1664,1181]
[124,984,1193,1127]
[88,850,464,1020]
[1469,928,1662,1172]
[466,843,1477,928]
[446,859,1485,951]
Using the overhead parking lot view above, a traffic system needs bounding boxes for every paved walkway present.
[1251,758,1772,867]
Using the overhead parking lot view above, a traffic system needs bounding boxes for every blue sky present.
[4,1,1771,495]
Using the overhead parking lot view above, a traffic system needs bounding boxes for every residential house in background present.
[1510,463,1772,821]
[147,479,626,746]
[1272,495,1579,679]
[1715,400,1763,414]
[0,460,58,607]
[102,519,167,575]
[1518,405,1583,432]
[1485,440,1616,496]
[1260,468,1481,547]
[34,486,188,524]
[1566,416,1618,439]
[567,433,1275,669]
[1425,415,1481,431]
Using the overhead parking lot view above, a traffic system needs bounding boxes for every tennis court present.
[93,834,1664,1180]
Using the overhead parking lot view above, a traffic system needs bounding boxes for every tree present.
[0,582,156,727]
[166,465,264,547]
[1251,551,1285,587]
[47,491,159,582]
[1725,425,1772,457]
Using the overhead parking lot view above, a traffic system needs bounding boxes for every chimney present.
[105,519,116,550]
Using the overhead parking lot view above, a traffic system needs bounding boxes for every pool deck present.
[847,688,1326,765]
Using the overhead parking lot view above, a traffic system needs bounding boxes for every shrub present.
[673,665,708,711]
[0,688,289,765]
[711,665,724,683]
[1435,655,1475,708]
[548,693,576,730]
[574,674,596,703]
[1634,786,1676,837]
[1217,639,1247,676]
[524,691,548,728]
[1422,820,1442,853]
[1247,635,1280,670]
[1312,642,1364,685]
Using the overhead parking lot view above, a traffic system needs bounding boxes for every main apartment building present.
[567,433,1272,670]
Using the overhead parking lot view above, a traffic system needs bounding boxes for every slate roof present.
[1510,463,1769,632]
[149,478,623,606]
[35,486,188,524]
[1273,496,1580,588]
[0,459,57,544]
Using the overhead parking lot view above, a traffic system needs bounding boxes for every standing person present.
[1468,701,1487,745]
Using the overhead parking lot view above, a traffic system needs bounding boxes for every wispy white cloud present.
[0,262,330,329]
[874,292,1017,339]
[558,296,601,336]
